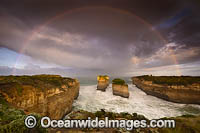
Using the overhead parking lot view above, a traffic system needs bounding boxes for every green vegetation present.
[94,110,106,118]
[112,78,126,85]
[0,75,75,93]
[136,75,200,85]
[158,115,200,133]
[68,109,148,121]
[0,94,47,133]
[68,109,200,133]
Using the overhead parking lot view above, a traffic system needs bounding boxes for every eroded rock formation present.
[97,75,109,91]
[132,76,200,104]
[0,75,80,119]
[112,79,129,98]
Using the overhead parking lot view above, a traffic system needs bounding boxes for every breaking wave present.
[72,84,200,119]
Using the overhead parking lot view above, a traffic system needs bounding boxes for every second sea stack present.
[97,75,109,91]
[112,78,129,98]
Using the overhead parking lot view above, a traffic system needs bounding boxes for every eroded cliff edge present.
[0,75,80,119]
[132,75,200,104]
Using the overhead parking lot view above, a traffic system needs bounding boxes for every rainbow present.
[13,6,181,76]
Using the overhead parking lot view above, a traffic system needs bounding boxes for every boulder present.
[97,75,109,91]
[112,79,129,98]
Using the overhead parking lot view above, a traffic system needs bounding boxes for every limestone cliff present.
[97,75,109,91]
[112,78,129,98]
[132,76,200,104]
[0,75,80,119]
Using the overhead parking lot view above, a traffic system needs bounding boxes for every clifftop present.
[133,75,200,86]
[0,75,76,93]
[112,78,126,85]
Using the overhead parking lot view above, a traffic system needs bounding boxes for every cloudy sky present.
[0,0,200,77]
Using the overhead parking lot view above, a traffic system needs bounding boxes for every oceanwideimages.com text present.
[25,115,175,130]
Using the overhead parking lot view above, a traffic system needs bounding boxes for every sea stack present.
[112,78,129,98]
[97,75,109,91]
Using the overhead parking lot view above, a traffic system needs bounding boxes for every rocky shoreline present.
[1,97,200,133]
[49,109,200,133]
[132,76,200,104]
[1,75,200,132]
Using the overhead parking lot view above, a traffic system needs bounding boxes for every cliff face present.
[112,84,129,98]
[132,77,200,104]
[0,75,80,119]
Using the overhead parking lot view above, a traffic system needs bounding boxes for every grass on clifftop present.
[112,78,126,85]
[0,75,75,93]
[135,75,200,85]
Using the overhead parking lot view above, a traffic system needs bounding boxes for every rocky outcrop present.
[112,79,129,98]
[132,76,200,104]
[51,110,200,133]
[0,75,80,119]
[97,75,109,91]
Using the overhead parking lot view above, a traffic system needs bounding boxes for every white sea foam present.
[72,84,200,119]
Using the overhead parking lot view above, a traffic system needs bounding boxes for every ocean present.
[71,78,200,119]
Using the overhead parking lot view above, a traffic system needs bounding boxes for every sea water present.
[72,82,200,119]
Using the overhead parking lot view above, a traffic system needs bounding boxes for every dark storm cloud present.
[0,0,200,75]
[0,0,188,28]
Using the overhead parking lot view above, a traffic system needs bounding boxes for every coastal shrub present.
[0,95,8,106]
[181,114,195,118]
[0,75,75,91]
[120,112,129,118]
[136,75,200,85]
[0,95,47,133]
[94,110,105,118]
[132,113,137,117]
[158,115,200,133]
[112,78,126,85]
[106,112,116,119]
[0,114,47,133]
